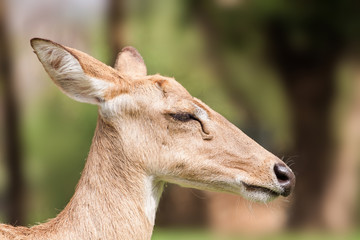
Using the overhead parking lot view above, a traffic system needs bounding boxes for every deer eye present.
[169,113,197,122]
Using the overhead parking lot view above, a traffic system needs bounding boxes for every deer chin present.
[240,182,281,202]
[233,175,282,202]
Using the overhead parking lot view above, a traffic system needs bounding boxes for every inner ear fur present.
[31,38,130,104]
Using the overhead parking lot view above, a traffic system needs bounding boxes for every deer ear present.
[31,38,125,105]
[114,46,147,78]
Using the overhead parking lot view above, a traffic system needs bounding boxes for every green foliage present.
[152,228,360,240]
[23,89,97,224]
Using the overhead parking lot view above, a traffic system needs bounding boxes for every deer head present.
[31,38,295,206]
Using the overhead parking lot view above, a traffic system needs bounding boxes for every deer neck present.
[32,117,164,240]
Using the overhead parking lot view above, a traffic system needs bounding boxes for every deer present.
[0,38,295,240]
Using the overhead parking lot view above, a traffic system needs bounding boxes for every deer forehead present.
[98,78,176,116]
[100,79,210,123]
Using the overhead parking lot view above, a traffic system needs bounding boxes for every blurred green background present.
[0,0,359,239]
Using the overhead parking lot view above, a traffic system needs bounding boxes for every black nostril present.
[274,164,290,182]
[274,163,295,197]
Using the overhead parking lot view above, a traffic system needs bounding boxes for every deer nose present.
[274,163,295,197]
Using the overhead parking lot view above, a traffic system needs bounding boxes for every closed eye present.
[169,112,197,122]
[168,111,212,139]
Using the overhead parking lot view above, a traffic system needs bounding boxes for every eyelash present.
[169,112,211,137]
[169,113,197,122]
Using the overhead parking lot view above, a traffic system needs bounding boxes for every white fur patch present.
[193,104,209,121]
[100,94,138,117]
[143,176,163,225]
[235,175,278,203]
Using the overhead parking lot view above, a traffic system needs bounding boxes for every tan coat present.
[0,39,295,240]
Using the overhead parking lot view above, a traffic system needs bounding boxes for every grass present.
[152,228,360,240]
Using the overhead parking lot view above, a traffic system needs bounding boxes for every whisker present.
[190,189,207,200]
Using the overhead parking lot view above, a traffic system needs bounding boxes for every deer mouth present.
[242,182,280,197]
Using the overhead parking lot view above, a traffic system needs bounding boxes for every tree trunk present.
[0,1,25,225]
[284,63,337,228]
[107,0,126,65]
[266,22,340,228]
[321,58,360,230]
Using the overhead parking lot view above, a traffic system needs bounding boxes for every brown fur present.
[0,38,294,239]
